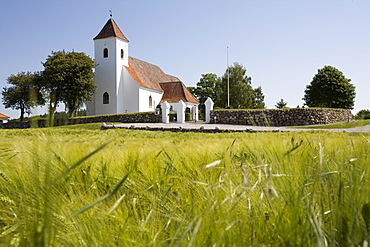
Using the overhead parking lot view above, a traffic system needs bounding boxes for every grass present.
[0,127,370,246]
[291,119,370,129]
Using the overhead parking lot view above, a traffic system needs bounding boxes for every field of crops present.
[1,125,370,246]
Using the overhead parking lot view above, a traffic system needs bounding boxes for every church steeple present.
[93,18,129,42]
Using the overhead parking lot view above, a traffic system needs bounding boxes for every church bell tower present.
[86,18,129,116]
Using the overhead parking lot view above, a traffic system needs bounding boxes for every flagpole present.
[227,46,230,108]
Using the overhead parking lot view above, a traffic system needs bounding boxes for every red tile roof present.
[0,113,9,118]
[124,57,198,104]
[125,57,179,92]
[159,81,199,104]
[94,18,129,42]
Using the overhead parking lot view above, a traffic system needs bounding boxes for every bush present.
[185,112,192,121]
[356,109,370,120]
[169,113,177,122]
[169,112,192,121]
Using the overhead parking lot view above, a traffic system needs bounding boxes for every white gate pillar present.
[176,100,186,124]
[205,97,214,124]
[192,105,199,121]
[161,101,170,123]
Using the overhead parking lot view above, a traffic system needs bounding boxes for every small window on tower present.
[103,92,109,104]
[103,48,108,58]
[149,96,152,108]
[121,49,124,59]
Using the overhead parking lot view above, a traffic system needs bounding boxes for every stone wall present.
[68,112,161,125]
[1,109,353,129]
[0,122,31,129]
[210,108,352,126]
[0,112,161,129]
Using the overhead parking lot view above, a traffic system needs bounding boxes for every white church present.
[86,18,199,118]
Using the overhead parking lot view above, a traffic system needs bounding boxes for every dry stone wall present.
[1,109,353,129]
[210,108,352,126]
[68,112,161,125]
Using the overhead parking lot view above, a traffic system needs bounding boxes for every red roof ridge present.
[94,18,129,42]
[159,81,199,104]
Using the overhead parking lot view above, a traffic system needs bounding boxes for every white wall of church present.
[121,68,140,113]
[86,99,95,115]
[138,88,163,112]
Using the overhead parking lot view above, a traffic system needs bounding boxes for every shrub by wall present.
[169,113,192,122]
[210,108,352,126]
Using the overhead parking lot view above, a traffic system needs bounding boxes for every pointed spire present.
[93,18,129,42]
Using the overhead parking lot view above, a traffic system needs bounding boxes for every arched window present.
[103,92,109,104]
[121,49,124,59]
[149,95,152,108]
[103,48,108,58]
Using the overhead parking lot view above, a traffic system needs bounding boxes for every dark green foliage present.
[169,113,192,121]
[303,65,356,109]
[187,87,196,97]
[275,98,288,109]
[185,112,192,121]
[2,72,44,121]
[169,113,176,122]
[356,109,370,120]
[39,50,97,124]
[192,73,219,113]
[253,86,265,109]
[215,63,265,109]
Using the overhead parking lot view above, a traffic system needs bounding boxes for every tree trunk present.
[20,107,25,122]
[68,106,76,118]
[48,101,57,127]
[67,102,77,118]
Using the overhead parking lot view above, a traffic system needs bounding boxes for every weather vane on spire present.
[109,9,113,18]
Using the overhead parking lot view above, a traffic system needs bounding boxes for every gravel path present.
[105,122,370,133]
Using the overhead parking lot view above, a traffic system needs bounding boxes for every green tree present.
[193,73,219,113]
[253,86,265,109]
[275,98,288,109]
[355,109,370,120]
[303,65,356,109]
[187,87,196,96]
[215,63,264,109]
[40,51,97,124]
[2,72,44,121]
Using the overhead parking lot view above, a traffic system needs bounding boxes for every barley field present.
[1,125,370,246]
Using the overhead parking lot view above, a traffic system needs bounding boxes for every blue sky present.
[1,0,369,119]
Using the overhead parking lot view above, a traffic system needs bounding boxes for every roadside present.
[103,121,370,133]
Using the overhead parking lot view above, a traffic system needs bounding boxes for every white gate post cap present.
[178,100,186,107]
[205,97,214,107]
[162,101,170,109]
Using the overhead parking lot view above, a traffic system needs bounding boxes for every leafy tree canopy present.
[192,73,219,113]
[2,71,44,121]
[253,86,265,109]
[40,51,97,122]
[303,65,356,109]
[187,87,196,97]
[215,63,265,109]
[355,109,370,120]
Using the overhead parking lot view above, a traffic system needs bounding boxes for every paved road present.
[106,121,370,133]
